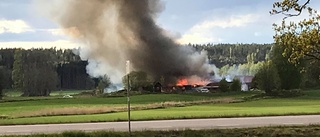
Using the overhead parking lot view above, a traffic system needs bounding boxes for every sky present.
[0,0,312,49]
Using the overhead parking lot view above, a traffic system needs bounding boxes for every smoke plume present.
[37,0,210,84]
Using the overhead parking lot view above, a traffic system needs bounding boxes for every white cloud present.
[47,27,81,37]
[177,33,223,44]
[194,14,258,29]
[177,14,260,44]
[0,19,33,34]
[0,40,80,49]
[47,29,65,36]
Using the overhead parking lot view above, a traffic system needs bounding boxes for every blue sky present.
[158,0,282,44]
[0,0,298,49]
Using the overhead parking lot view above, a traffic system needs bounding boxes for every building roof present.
[235,76,254,84]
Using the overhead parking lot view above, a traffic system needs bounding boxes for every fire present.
[176,76,209,86]
[176,78,188,86]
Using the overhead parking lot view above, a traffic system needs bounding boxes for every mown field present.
[0,89,320,125]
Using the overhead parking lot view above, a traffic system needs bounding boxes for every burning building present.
[205,75,254,91]
[39,0,212,86]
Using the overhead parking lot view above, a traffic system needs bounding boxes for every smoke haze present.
[36,0,210,84]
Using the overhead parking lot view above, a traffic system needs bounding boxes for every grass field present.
[0,91,254,118]
[0,90,320,125]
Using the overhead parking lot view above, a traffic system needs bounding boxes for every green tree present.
[271,44,302,90]
[122,71,151,91]
[238,64,250,76]
[219,78,229,92]
[272,0,320,63]
[0,67,5,99]
[219,65,230,76]
[230,78,241,92]
[12,49,58,96]
[255,61,281,95]
[249,61,264,76]
[301,60,320,88]
[0,49,14,89]
[198,43,272,68]
[96,74,111,95]
[12,49,24,90]
[271,0,320,91]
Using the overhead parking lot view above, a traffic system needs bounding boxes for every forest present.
[0,42,319,96]
[189,43,272,67]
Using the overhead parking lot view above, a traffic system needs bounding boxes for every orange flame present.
[176,78,188,86]
[176,76,209,87]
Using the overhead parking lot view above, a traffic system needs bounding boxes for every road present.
[1,115,320,135]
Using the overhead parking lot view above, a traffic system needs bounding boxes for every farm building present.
[234,76,254,91]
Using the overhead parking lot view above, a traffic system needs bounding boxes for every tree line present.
[211,0,320,95]
[0,48,98,97]
[0,38,319,97]
[0,44,273,96]
[189,43,272,68]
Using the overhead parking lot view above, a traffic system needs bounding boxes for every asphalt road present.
[1,115,320,135]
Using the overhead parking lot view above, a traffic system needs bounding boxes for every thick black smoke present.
[38,0,210,84]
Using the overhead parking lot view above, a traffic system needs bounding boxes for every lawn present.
[0,90,320,125]
[0,91,254,118]
[2,90,88,101]
[4,89,88,97]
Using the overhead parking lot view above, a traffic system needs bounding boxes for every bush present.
[219,78,229,92]
[230,78,241,91]
[0,115,9,119]
[277,89,304,97]
[75,91,94,96]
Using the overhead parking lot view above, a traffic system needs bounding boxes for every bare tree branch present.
[271,0,311,19]
[305,53,320,60]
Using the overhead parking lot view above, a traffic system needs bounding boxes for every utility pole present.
[230,47,232,59]
[126,60,131,136]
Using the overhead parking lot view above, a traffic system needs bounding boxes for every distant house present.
[234,76,254,91]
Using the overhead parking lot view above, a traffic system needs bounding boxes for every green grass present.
[3,90,90,102]
[2,97,320,125]
[0,90,320,125]
[0,92,254,117]
[50,90,89,96]
[4,89,88,97]
[3,89,22,97]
